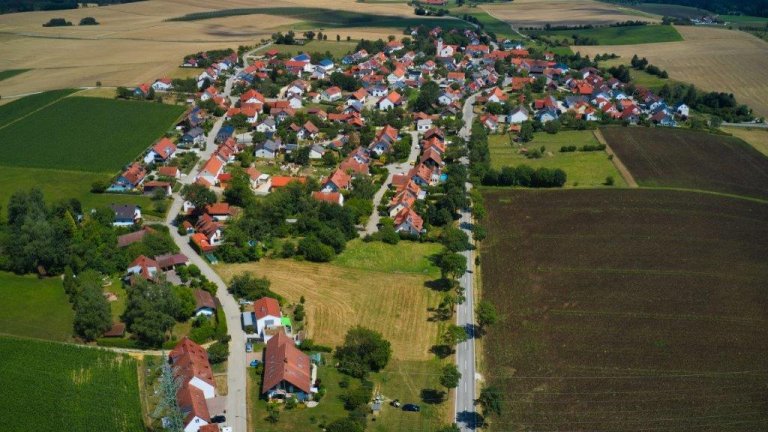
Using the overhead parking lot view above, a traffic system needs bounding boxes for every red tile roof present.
[177,384,210,427]
[117,226,155,248]
[152,138,177,160]
[170,337,215,389]
[262,332,312,394]
[158,166,179,177]
[205,202,232,216]
[312,191,342,205]
[254,297,281,320]
[270,176,306,188]
[394,207,424,232]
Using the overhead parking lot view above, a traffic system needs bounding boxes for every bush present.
[79,17,99,25]
[96,338,139,349]
[207,341,229,364]
[90,181,108,193]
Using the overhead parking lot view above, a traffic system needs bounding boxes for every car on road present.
[211,415,226,423]
[466,269,473,274]
[402,404,420,412]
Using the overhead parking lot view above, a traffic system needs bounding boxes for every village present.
[86,21,714,432]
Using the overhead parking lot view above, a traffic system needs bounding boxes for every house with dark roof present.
[262,332,316,401]
[193,289,216,317]
[110,204,142,227]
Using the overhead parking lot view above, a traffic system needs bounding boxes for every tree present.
[303,31,316,41]
[182,184,216,214]
[519,121,534,143]
[436,424,461,432]
[335,326,392,377]
[476,300,498,332]
[207,341,229,364]
[266,402,280,423]
[442,324,468,345]
[477,386,502,417]
[153,362,184,432]
[326,418,364,432]
[543,120,560,134]
[73,272,112,340]
[228,272,276,300]
[440,227,471,252]
[298,236,335,262]
[435,250,467,280]
[440,363,461,389]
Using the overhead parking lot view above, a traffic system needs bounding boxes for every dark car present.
[211,415,226,423]
[402,404,420,412]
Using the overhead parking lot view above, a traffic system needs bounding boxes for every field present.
[600,127,768,200]
[721,127,768,156]
[480,188,768,431]
[627,3,711,19]
[0,335,145,432]
[0,88,78,127]
[481,0,659,28]
[217,240,443,361]
[0,0,423,96]
[529,24,683,45]
[598,57,676,90]
[0,69,30,82]
[0,272,74,341]
[0,96,185,172]
[261,39,359,59]
[720,15,768,26]
[575,26,768,117]
[488,130,626,187]
[451,7,515,39]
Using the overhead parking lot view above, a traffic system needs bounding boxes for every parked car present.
[250,359,260,367]
[245,343,253,353]
[402,404,420,412]
[211,415,226,423]
[390,399,401,407]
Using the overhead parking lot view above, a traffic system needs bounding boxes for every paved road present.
[721,121,768,129]
[456,92,481,431]
[361,130,421,236]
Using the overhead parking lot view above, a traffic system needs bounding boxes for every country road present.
[456,92,481,431]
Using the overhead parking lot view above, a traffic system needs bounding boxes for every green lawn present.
[0,335,145,432]
[0,96,185,172]
[0,272,74,341]
[0,88,77,128]
[0,69,31,82]
[333,239,442,278]
[489,130,627,187]
[532,24,683,45]
[453,8,514,39]
[268,40,359,60]
[0,166,155,218]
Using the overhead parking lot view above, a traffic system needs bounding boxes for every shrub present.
[207,341,229,364]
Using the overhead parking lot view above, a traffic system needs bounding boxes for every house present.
[125,255,159,281]
[369,125,399,155]
[255,140,280,159]
[205,202,233,221]
[134,83,151,98]
[299,121,319,140]
[321,86,342,102]
[393,207,424,236]
[250,297,283,341]
[262,332,315,401]
[387,66,406,84]
[317,58,335,72]
[181,127,206,147]
[143,138,177,164]
[535,108,559,124]
[177,385,211,432]
[417,119,433,132]
[309,145,325,160]
[193,289,216,317]
[240,89,265,105]
[195,214,223,247]
[322,169,352,192]
[152,78,173,91]
[158,165,181,179]
[255,117,277,134]
[115,163,146,190]
[675,103,690,119]
[377,92,402,110]
[117,226,155,248]
[347,88,368,106]
[435,39,458,58]
[155,253,189,271]
[196,156,224,186]
[143,181,172,197]
[270,176,306,191]
[507,107,529,124]
[111,204,142,227]
[169,338,216,432]
[385,40,405,53]
[487,87,508,104]
[311,191,344,206]
[480,113,499,130]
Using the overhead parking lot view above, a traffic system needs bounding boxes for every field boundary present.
[594,129,638,187]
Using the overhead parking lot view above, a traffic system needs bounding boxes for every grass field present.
[0,272,73,342]
[531,24,683,45]
[488,130,626,187]
[0,69,30,82]
[721,14,768,25]
[0,96,185,172]
[452,7,514,39]
[599,57,676,90]
[480,188,768,431]
[721,127,768,157]
[575,26,768,117]
[218,240,443,361]
[264,40,359,60]
[600,127,768,200]
[0,335,145,432]
[482,0,659,28]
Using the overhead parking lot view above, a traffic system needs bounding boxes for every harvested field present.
[482,0,658,28]
[480,188,768,431]
[217,240,444,361]
[0,96,185,172]
[600,127,768,201]
[721,127,768,157]
[627,3,710,19]
[575,26,768,117]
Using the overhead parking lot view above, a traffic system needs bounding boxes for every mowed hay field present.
[0,95,185,172]
[482,0,658,28]
[0,272,74,342]
[576,26,768,117]
[480,188,768,431]
[0,0,425,96]
[600,127,768,200]
[218,240,444,361]
[0,336,145,432]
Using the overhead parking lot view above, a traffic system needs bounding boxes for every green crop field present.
[0,335,145,432]
[168,7,472,31]
[598,57,676,90]
[453,7,514,39]
[480,188,768,431]
[0,88,77,128]
[601,127,768,200]
[488,130,626,187]
[531,24,683,45]
[720,14,768,25]
[0,69,31,82]
[0,96,185,172]
[261,40,359,60]
[0,272,74,341]
[0,166,154,218]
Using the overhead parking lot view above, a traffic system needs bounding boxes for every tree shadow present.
[456,410,485,429]
[424,278,454,292]
[430,344,454,359]
[420,388,446,405]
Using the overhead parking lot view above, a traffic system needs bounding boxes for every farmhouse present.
[169,338,217,432]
